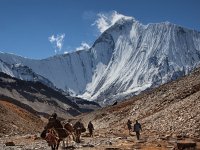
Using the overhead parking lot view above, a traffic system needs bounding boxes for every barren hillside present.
[0,100,44,137]
[80,67,200,139]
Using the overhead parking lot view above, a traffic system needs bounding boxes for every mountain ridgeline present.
[0,17,200,105]
[0,72,100,119]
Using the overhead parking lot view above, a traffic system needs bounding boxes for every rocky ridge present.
[0,72,100,119]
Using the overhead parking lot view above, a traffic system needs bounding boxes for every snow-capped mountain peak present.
[1,17,200,105]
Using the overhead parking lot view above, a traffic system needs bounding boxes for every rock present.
[176,135,184,140]
[137,139,146,143]
[65,145,75,149]
[166,145,175,148]
[160,136,168,140]
[177,140,196,149]
[32,134,39,140]
[132,144,141,149]
[156,144,161,147]
[82,143,95,147]
[168,140,177,145]
[5,141,15,146]
[105,148,122,150]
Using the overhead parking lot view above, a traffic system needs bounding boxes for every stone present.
[177,140,196,149]
[105,148,122,150]
[5,141,15,146]
[156,144,161,147]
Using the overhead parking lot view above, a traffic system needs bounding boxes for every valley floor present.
[1,129,200,150]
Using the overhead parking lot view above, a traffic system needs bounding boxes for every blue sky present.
[0,0,199,59]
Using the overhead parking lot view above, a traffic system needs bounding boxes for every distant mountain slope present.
[0,59,56,90]
[79,67,200,138]
[0,72,100,119]
[1,16,200,105]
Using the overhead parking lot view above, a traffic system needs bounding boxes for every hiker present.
[73,120,86,143]
[133,120,142,140]
[88,121,94,137]
[127,119,132,135]
[42,113,68,150]
[45,113,63,129]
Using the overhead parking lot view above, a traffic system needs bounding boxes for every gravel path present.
[0,133,199,150]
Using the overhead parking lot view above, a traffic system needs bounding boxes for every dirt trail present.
[1,129,200,150]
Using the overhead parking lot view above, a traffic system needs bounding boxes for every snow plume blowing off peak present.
[1,13,200,106]
[76,42,90,51]
[92,11,134,33]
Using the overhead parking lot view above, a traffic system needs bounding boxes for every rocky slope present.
[0,100,44,137]
[80,67,200,139]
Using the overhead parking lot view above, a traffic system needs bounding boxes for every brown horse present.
[46,129,60,150]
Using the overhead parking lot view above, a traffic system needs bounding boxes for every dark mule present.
[41,128,69,150]
[41,120,69,150]
[73,121,86,143]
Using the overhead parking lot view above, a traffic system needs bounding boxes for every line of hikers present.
[41,113,142,150]
[127,119,142,140]
[41,113,95,150]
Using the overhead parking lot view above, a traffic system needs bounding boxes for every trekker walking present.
[45,113,63,129]
[133,120,142,140]
[88,121,94,137]
[127,119,132,135]
[73,120,86,143]
[42,113,66,150]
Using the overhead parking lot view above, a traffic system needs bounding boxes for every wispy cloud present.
[48,33,65,54]
[92,11,132,33]
[76,42,90,51]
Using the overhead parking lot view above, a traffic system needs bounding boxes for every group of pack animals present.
[40,113,88,150]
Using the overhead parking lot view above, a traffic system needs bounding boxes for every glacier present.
[1,16,200,105]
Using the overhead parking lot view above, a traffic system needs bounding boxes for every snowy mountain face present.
[1,17,200,105]
[0,59,55,90]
